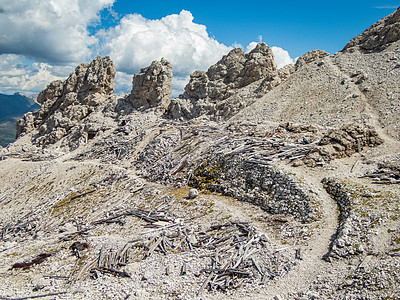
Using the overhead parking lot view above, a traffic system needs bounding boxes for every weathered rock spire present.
[129,58,173,111]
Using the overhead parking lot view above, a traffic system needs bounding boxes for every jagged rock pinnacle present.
[16,56,116,147]
[130,58,173,111]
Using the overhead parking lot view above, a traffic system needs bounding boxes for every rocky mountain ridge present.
[0,7,399,300]
[0,92,39,147]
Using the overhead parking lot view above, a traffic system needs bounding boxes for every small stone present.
[59,222,76,233]
[180,262,187,276]
[356,244,365,253]
[187,234,197,244]
[292,160,304,167]
[188,188,199,199]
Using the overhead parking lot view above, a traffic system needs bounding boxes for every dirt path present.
[251,167,339,299]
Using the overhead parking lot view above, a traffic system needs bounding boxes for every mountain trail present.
[257,166,340,299]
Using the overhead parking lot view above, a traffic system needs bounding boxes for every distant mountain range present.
[0,92,40,147]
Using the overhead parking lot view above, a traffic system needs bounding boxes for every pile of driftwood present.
[76,208,296,294]
[6,206,296,294]
[223,137,319,164]
[72,131,146,162]
[195,221,272,293]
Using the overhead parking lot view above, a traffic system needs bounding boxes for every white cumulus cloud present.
[99,10,232,77]
[0,0,115,64]
[271,46,295,68]
[0,54,73,95]
[245,42,258,54]
[0,5,296,97]
[245,42,294,69]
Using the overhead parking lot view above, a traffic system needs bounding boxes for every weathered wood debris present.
[72,207,297,293]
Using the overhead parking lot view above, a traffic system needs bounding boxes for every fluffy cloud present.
[0,0,115,64]
[0,54,73,95]
[0,5,295,97]
[246,42,294,68]
[114,71,133,96]
[270,46,295,68]
[99,10,232,77]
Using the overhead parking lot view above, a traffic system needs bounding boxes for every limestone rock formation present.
[255,63,295,94]
[297,123,385,167]
[344,6,400,51]
[16,56,116,148]
[63,55,116,97]
[129,58,172,111]
[319,123,383,156]
[15,57,173,151]
[232,13,400,141]
[182,42,276,101]
[168,42,295,120]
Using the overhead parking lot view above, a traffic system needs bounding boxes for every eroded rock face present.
[319,123,383,155]
[63,56,116,97]
[295,123,384,167]
[16,56,116,148]
[183,42,276,102]
[130,58,173,111]
[344,7,400,51]
[295,50,330,70]
[255,63,296,94]
[168,43,295,120]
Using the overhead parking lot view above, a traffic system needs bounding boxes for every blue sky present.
[0,0,398,97]
[104,0,398,57]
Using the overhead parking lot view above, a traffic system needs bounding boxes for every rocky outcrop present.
[129,58,173,111]
[16,56,116,148]
[182,43,276,101]
[168,43,295,120]
[15,56,175,151]
[255,63,295,94]
[319,123,383,156]
[343,6,400,52]
[289,123,384,167]
[295,49,329,70]
[62,55,116,98]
